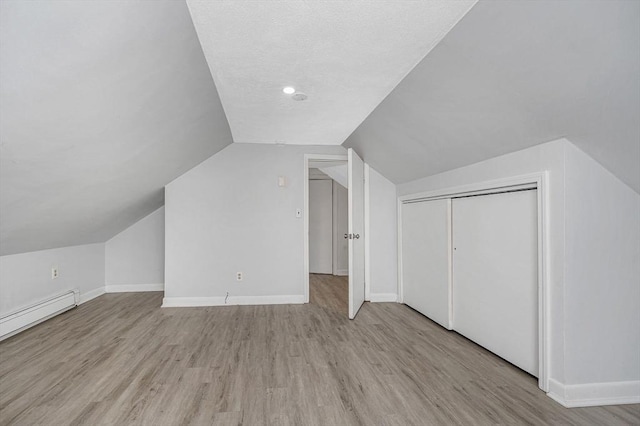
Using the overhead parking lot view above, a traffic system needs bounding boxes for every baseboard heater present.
[0,289,79,342]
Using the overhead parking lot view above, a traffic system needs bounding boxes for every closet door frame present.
[397,172,550,392]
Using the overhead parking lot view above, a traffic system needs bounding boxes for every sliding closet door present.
[402,199,450,329]
[452,190,538,376]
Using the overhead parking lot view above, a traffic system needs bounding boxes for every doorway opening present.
[308,166,349,315]
[304,150,365,319]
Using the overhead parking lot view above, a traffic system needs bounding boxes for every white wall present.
[564,143,640,386]
[398,139,567,386]
[105,206,165,292]
[164,143,346,306]
[367,165,398,302]
[309,180,333,274]
[0,243,105,316]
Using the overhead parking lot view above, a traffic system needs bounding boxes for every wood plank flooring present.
[1,274,638,425]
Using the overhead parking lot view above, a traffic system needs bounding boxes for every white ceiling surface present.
[319,165,348,189]
[0,1,233,255]
[344,0,640,193]
[186,0,477,146]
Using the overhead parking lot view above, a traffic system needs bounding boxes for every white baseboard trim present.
[369,293,398,303]
[162,294,305,308]
[547,378,640,407]
[1,291,78,341]
[334,269,349,276]
[105,284,164,293]
[79,287,106,305]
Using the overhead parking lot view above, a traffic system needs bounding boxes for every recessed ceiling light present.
[282,86,295,95]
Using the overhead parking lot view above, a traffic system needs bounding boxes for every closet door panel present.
[309,180,333,274]
[401,199,450,329]
[452,190,538,376]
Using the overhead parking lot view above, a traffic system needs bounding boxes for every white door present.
[348,148,365,319]
[452,189,538,376]
[401,199,451,329]
[309,179,333,274]
[332,181,349,276]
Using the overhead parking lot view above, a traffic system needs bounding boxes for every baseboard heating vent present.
[0,289,79,342]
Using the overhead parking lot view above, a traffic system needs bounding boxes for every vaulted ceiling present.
[1,0,638,255]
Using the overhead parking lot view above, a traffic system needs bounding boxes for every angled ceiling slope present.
[0,0,233,255]
[187,0,477,146]
[344,0,640,193]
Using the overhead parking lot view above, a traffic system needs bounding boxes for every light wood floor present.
[1,275,638,425]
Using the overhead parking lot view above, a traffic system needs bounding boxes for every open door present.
[348,148,365,319]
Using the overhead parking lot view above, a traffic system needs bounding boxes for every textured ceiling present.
[344,0,640,193]
[0,1,233,255]
[186,0,477,146]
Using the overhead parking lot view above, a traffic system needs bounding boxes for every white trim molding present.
[0,290,78,341]
[334,269,349,276]
[548,379,640,407]
[162,294,305,308]
[364,163,371,301]
[397,173,542,203]
[79,287,106,305]
[105,284,164,293]
[396,197,404,304]
[369,293,398,303]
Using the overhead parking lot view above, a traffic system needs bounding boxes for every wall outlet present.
[51,267,59,280]
[236,272,243,281]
